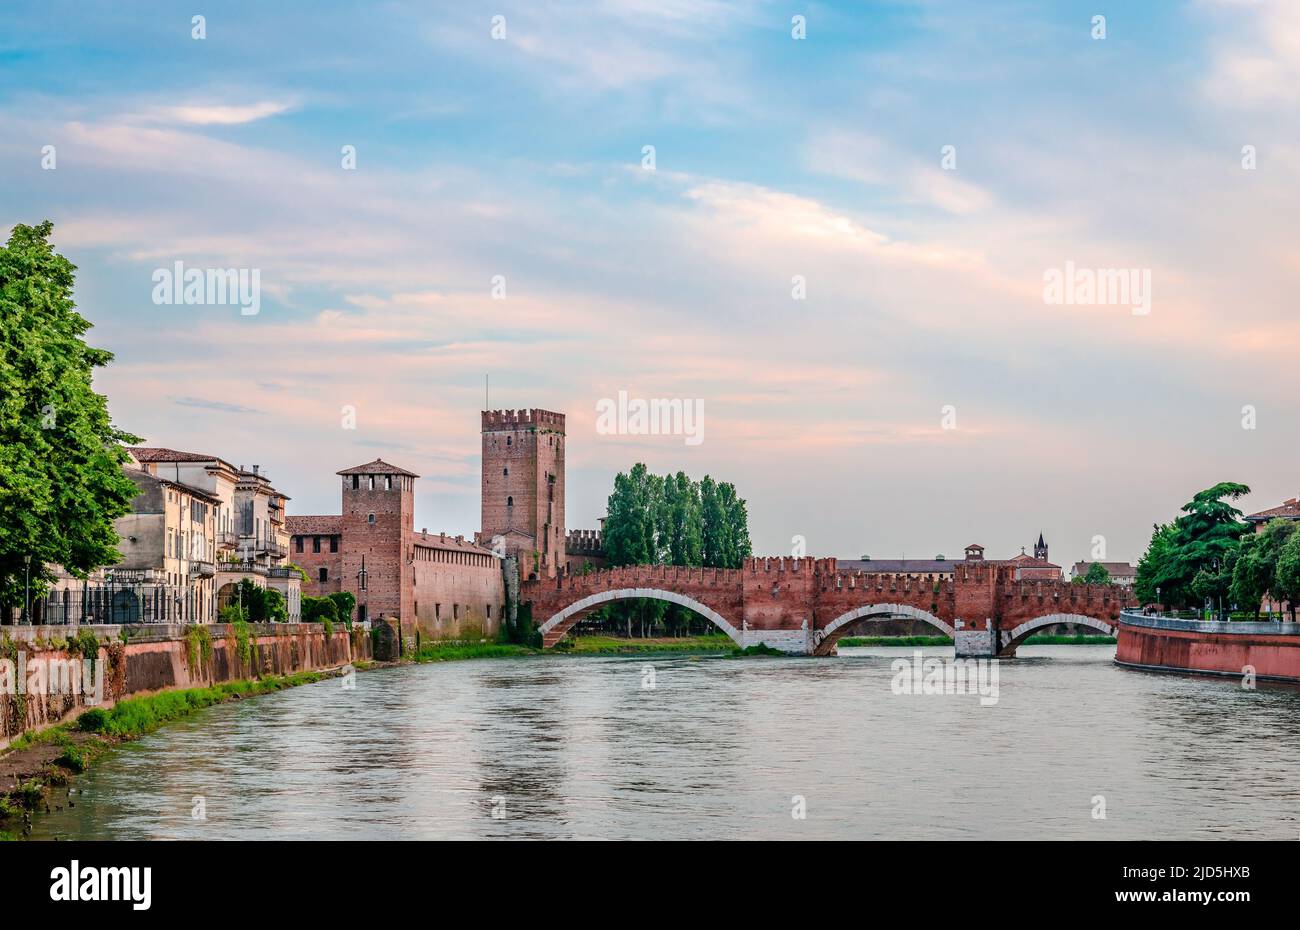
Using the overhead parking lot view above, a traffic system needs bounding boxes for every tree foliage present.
[1134,482,1250,608]
[1073,562,1111,585]
[0,221,140,609]
[595,464,752,636]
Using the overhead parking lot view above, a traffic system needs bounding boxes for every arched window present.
[503,467,508,476]
[507,496,513,507]
[506,435,512,446]
[367,513,376,524]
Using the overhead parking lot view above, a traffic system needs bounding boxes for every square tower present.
[480,409,565,578]
[337,459,417,623]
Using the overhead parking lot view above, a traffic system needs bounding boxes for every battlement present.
[567,528,603,553]
[481,408,566,432]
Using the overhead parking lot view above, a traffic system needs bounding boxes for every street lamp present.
[23,555,31,625]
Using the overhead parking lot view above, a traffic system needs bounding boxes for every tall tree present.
[1134,483,1250,608]
[0,222,139,614]
[1274,530,1300,622]
[1230,520,1295,618]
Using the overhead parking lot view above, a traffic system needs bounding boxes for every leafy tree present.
[1230,520,1295,618]
[1274,530,1300,623]
[0,221,140,615]
[1134,483,1250,608]
[1074,562,1112,585]
[302,595,338,624]
[328,590,356,626]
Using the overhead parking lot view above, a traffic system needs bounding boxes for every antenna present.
[485,374,489,410]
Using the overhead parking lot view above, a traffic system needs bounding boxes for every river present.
[28,645,1300,840]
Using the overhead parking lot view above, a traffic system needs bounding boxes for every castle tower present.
[480,409,566,578]
[1034,532,1048,562]
[338,459,417,623]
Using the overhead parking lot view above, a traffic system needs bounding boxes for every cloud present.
[131,101,295,126]
[1202,0,1300,106]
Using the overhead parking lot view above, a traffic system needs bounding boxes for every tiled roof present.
[285,515,342,535]
[129,447,220,463]
[414,530,496,556]
[1003,552,1060,569]
[336,458,419,478]
[1246,498,1300,522]
[838,559,955,574]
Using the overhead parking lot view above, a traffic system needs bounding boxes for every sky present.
[2,0,1298,568]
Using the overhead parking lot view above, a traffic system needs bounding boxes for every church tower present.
[1034,532,1049,562]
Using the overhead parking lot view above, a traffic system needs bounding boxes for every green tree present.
[1134,483,1250,608]
[1074,562,1112,585]
[328,590,356,626]
[0,221,140,615]
[1274,530,1300,623]
[302,595,338,624]
[1230,533,1271,619]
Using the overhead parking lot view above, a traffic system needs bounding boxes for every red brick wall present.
[410,543,505,639]
[480,409,566,578]
[339,473,413,625]
[291,534,343,597]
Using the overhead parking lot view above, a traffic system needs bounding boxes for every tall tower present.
[338,459,417,623]
[480,409,565,578]
[1034,532,1048,562]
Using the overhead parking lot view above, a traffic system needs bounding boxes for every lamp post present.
[23,555,31,625]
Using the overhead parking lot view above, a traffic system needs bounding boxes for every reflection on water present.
[29,646,1300,840]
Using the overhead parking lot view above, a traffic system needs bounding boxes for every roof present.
[838,559,955,574]
[336,458,419,478]
[414,530,496,556]
[1245,498,1300,522]
[286,515,343,535]
[1004,552,1060,569]
[1071,561,1137,576]
[129,447,221,463]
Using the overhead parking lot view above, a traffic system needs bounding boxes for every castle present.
[287,408,605,639]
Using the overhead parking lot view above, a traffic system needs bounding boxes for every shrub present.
[77,707,109,732]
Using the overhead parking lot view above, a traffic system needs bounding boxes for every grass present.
[413,641,538,662]
[565,634,737,655]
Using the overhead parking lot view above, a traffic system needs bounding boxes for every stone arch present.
[815,603,955,656]
[537,588,743,647]
[1001,613,1116,652]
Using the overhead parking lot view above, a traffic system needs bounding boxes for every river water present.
[29,645,1300,840]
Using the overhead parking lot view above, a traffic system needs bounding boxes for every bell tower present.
[1034,532,1049,562]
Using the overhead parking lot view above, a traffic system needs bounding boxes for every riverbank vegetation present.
[1135,481,1300,620]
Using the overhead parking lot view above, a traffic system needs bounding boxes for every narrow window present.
[503,467,508,476]
[313,536,321,553]
[319,567,328,583]
[367,513,376,524]
[330,536,338,553]
[385,475,392,491]
[295,536,304,553]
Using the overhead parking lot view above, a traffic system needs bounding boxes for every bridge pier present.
[954,628,999,658]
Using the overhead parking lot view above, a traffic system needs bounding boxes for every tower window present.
[313,536,321,553]
[319,568,328,583]
[368,476,375,490]
[367,513,376,524]
[352,475,359,489]
[385,475,392,490]
[506,436,512,446]
[330,536,338,553]
[507,496,513,507]
[503,467,508,476]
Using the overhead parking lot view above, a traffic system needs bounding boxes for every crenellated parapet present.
[481,408,566,432]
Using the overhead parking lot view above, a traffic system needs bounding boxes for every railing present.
[1120,608,1300,636]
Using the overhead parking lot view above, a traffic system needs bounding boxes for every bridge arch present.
[1000,613,1116,653]
[537,588,743,647]
[815,604,956,656]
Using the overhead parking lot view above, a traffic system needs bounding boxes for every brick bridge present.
[521,557,1136,657]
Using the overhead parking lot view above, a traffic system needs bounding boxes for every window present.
[367,513,376,524]
[295,536,303,553]
[358,605,367,623]
[319,568,328,583]
[507,496,513,507]
[368,476,374,490]
[352,475,359,490]
[503,467,508,476]
[330,536,338,553]
[506,436,511,446]
[313,536,321,553]
[385,475,392,490]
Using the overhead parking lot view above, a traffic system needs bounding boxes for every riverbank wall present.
[0,622,371,749]
[1116,610,1300,682]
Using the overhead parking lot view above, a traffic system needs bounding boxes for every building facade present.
[41,448,300,624]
